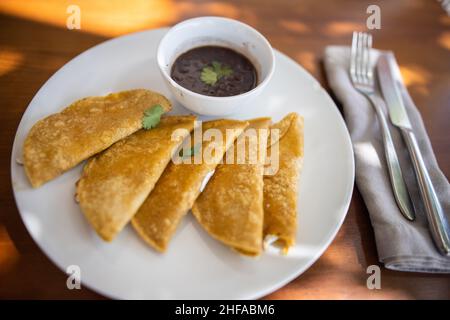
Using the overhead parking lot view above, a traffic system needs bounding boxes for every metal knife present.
[377,53,450,256]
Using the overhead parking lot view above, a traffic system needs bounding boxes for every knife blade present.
[377,53,450,256]
[377,54,412,129]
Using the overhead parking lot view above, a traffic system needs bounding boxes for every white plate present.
[11,28,354,300]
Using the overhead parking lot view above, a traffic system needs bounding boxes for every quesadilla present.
[132,119,249,252]
[24,89,171,187]
[263,113,304,254]
[192,118,271,256]
[76,115,196,241]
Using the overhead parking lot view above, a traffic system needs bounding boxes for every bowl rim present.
[156,16,275,101]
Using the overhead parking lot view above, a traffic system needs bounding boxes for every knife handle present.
[367,93,415,221]
[401,129,450,256]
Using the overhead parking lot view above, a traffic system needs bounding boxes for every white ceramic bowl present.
[157,17,275,116]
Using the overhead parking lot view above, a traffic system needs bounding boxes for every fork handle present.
[401,128,450,255]
[366,93,415,221]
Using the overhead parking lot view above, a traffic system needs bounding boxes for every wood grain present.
[0,0,449,299]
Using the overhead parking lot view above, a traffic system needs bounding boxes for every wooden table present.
[0,0,449,299]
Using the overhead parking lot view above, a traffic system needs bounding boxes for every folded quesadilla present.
[24,89,171,187]
[132,119,249,252]
[76,115,196,241]
[263,113,304,254]
[192,118,271,256]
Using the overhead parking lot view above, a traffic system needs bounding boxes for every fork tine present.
[356,32,364,84]
[364,32,371,85]
[366,34,373,84]
[361,32,369,85]
[350,31,358,82]
[354,32,360,83]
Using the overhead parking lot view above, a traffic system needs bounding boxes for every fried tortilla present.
[132,119,249,252]
[192,118,271,256]
[263,113,304,254]
[23,89,171,187]
[76,116,196,241]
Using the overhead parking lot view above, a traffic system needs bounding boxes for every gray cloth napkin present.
[323,46,450,273]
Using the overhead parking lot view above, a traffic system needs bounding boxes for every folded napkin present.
[323,46,450,273]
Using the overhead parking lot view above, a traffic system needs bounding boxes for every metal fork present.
[350,31,415,221]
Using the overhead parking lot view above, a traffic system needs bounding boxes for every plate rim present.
[10,27,355,300]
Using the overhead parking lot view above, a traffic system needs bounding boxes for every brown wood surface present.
[0,0,449,299]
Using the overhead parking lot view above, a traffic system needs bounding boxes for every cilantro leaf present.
[200,61,233,86]
[213,61,233,78]
[179,143,201,158]
[200,67,218,85]
[142,104,164,130]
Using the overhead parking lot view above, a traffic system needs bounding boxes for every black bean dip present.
[170,46,257,97]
